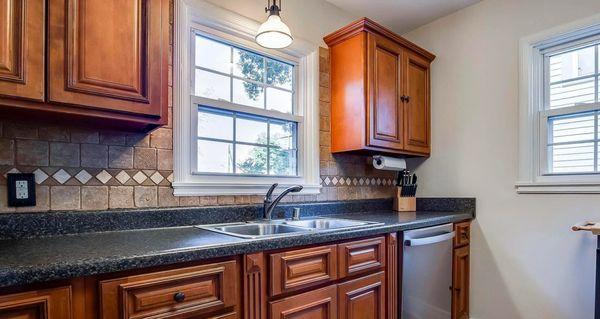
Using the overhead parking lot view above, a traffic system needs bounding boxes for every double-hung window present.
[172,0,320,196]
[518,19,600,193]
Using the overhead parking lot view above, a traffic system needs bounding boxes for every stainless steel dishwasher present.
[402,223,455,319]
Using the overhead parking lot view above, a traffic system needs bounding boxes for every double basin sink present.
[198,217,383,239]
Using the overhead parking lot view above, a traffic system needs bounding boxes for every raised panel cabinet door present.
[269,285,337,319]
[338,272,385,319]
[0,0,44,101]
[0,286,72,319]
[403,51,431,154]
[452,245,470,319]
[48,0,168,119]
[367,33,404,150]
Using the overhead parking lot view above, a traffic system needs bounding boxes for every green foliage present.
[236,51,292,101]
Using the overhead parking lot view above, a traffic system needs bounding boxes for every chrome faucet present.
[263,183,303,220]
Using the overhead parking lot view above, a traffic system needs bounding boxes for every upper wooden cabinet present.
[0,0,169,131]
[324,18,435,156]
[0,0,45,101]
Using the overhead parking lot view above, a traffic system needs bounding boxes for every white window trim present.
[517,13,600,194]
[173,0,321,196]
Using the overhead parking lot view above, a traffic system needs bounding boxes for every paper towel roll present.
[372,155,406,171]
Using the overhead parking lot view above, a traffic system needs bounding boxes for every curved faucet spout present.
[263,184,303,220]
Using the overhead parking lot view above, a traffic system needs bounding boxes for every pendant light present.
[256,0,293,49]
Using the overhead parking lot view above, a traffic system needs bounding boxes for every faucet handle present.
[265,183,278,201]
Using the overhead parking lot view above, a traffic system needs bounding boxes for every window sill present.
[515,181,600,194]
[172,181,322,196]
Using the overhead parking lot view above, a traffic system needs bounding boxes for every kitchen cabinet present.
[338,272,386,319]
[269,285,338,319]
[324,18,435,156]
[0,286,72,319]
[0,0,169,131]
[452,222,471,319]
[0,0,45,101]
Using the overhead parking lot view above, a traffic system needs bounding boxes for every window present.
[518,18,600,193]
[172,0,320,196]
[193,34,298,177]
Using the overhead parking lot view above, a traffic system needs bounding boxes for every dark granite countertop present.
[0,209,472,288]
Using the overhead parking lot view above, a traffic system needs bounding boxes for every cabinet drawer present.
[99,260,238,319]
[338,237,385,278]
[270,245,338,296]
[0,286,72,319]
[269,285,338,319]
[454,222,470,248]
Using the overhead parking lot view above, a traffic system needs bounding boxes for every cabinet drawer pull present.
[173,292,186,302]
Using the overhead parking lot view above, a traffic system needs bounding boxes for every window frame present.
[517,14,600,193]
[173,0,321,196]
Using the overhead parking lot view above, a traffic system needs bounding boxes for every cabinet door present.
[452,246,470,319]
[0,286,72,319]
[269,285,337,319]
[367,33,404,150]
[338,272,385,319]
[0,0,44,101]
[48,0,168,119]
[403,51,431,154]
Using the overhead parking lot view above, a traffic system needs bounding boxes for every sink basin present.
[283,218,370,229]
[206,223,310,239]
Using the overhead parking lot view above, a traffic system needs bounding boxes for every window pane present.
[269,148,296,176]
[266,87,293,114]
[548,76,595,109]
[195,36,231,74]
[198,140,233,173]
[549,46,595,83]
[236,144,267,174]
[270,121,295,149]
[267,59,293,90]
[198,108,233,140]
[233,79,264,108]
[549,113,595,144]
[233,48,264,82]
[549,142,595,173]
[236,116,268,144]
[195,69,230,101]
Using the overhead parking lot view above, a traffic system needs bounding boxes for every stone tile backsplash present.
[0,47,395,213]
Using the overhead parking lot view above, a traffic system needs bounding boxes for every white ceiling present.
[326,0,481,34]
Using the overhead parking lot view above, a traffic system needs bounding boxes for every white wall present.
[404,0,600,318]
[204,0,356,46]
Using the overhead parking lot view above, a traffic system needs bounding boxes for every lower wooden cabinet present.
[99,260,239,319]
[338,272,386,319]
[0,286,72,319]
[452,221,471,319]
[269,285,338,319]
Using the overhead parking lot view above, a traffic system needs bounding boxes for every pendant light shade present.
[256,0,293,49]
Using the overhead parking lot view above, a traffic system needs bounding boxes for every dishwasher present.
[402,223,455,319]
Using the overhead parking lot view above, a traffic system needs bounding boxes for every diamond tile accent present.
[96,170,112,184]
[53,169,71,184]
[359,178,365,185]
[150,171,164,184]
[33,169,49,184]
[324,176,331,185]
[352,178,358,186]
[331,177,338,185]
[115,170,131,184]
[346,178,351,185]
[75,170,92,184]
[133,171,147,184]
[166,173,174,183]
[338,177,345,185]
[364,178,370,185]
[376,178,382,186]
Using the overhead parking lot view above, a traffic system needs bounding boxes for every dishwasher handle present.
[404,231,455,247]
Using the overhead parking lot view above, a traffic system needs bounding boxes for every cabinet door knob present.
[400,95,406,102]
[405,95,410,103]
[174,292,186,302]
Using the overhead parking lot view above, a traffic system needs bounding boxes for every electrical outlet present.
[7,173,36,207]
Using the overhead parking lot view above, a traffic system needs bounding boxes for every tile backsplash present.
[0,47,395,213]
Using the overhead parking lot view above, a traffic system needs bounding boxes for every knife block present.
[393,187,416,212]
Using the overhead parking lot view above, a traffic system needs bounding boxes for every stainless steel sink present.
[197,217,383,239]
[283,218,370,229]
[212,223,310,238]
